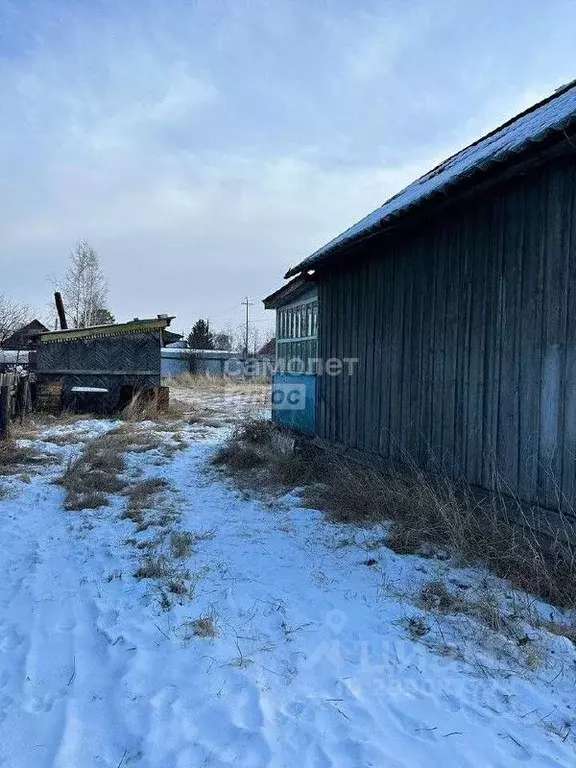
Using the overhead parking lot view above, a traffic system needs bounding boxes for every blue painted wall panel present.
[271,372,316,435]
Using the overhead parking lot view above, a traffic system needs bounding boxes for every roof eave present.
[35,316,174,343]
[286,122,576,277]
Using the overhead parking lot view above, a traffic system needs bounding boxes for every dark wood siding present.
[317,157,576,510]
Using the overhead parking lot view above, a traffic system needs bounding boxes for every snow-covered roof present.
[287,81,576,277]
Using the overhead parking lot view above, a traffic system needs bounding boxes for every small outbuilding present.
[31,315,173,413]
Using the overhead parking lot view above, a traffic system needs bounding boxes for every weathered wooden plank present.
[538,164,564,507]
[561,162,576,510]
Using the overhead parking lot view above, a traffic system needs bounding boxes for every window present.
[276,298,318,373]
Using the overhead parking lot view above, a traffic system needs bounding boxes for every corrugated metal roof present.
[287,81,576,277]
[35,316,173,343]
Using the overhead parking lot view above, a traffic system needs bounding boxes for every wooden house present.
[268,81,576,512]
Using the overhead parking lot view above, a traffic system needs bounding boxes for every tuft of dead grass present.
[55,430,134,509]
[235,418,275,444]
[419,580,460,612]
[104,425,164,453]
[9,409,90,440]
[78,491,109,509]
[543,619,576,646]
[405,615,430,640]
[134,556,166,579]
[0,438,53,476]
[167,579,187,595]
[40,431,91,446]
[123,477,167,519]
[121,392,188,423]
[211,417,319,488]
[212,442,264,471]
[170,531,194,559]
[189,615,217,638]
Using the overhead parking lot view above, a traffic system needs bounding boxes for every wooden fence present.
[0,373,32,438]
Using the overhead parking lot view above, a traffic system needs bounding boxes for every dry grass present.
[121,477,168,525]
[55,431,132,510]
[167,579,188,595]
[0,438,52,476]
[170,373,268,395]
[189,615,217,638]
[120,392,189,423]
[543,618,576,646]
[125,477,167,507]
[133,556,166,579]
[10,409,90,436]
[419,579,460,612]
[79,491,109,509]
[410,577,553,671]
[40,431,91,446]
[170,531,193,559]
[405,615,430,640]
[104,425,164,453]
[304,456,576,610]
[212,442,264,471]
[215,416,576,610]
[211,418,318,488]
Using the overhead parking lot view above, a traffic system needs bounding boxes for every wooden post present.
[0,375,10,439]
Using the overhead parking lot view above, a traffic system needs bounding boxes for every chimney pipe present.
[54,292,68,330]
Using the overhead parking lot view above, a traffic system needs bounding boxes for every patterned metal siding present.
[317,156,576,511]
[36,331,162,411]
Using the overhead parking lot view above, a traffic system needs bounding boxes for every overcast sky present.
[1,0,575,339]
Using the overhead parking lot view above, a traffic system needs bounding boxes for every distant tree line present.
[187,318,273,354]
[187,319,233,351]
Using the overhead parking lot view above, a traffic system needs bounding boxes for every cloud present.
[2,0,576,335]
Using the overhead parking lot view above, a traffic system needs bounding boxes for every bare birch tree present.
[59,240,110,328]
[0,293,32,345]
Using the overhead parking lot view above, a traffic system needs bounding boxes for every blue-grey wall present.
[317,154,576,513]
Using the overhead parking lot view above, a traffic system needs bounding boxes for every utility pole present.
[241,297,253,357]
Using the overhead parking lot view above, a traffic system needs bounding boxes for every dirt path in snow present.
[0,388,574,767]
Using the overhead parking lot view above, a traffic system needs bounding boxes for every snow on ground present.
[0,387,574,767]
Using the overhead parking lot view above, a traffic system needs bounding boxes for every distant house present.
[265,81,576,513]
[257,337,276,358]
[1,319,48,350]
